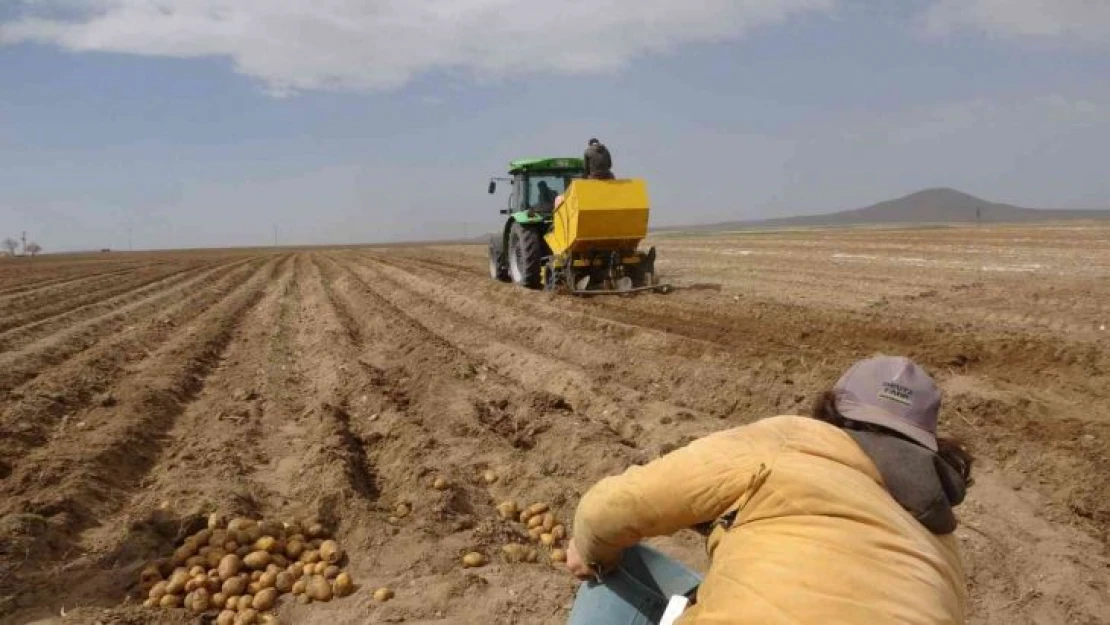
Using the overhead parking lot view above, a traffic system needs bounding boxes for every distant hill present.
[666,188,1110,231]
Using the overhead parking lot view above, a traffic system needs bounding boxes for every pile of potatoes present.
[494,501,568,565]
[138,515,356,625]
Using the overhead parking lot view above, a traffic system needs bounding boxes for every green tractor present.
[487,157,584,289]
[487,157,667,294]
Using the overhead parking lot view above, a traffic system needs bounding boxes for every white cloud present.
[923,0,1110,41]
[0,0,834,94]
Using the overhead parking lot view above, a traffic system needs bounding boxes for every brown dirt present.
[1,224,1108,625]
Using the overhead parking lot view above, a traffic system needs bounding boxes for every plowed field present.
[1,223,1108,625]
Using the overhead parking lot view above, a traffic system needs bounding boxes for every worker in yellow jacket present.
[565,355,973,624]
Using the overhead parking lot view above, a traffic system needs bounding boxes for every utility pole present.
[21,231,26,256]
[273,225,278,247]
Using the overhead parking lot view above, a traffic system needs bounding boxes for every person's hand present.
[564,538,595,580]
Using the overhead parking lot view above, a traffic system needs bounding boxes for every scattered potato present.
[288,563,305,580]
[551,525,566,541]
[208,513,228,530]
[159,594,182,608]
[148,581,169,601]
[549,548,567,563]
[250,570,263,582]
[217,610,236,625]
[165,571,189,595]
[540,533,556,547]
[334,572,354,597]
[301,550,321,564]
[524,548,539,563]
[297,594,311,605]
[319,540,343,564]
[527,515,544,530]
[528,527,544,542]
[258,520,285,538]
[432,477,449,490]
[394,503,411,518]
[248,581,261,595]
[518,510,533,524]
[236,608,259,625]
[139,565,162,589]
[253,587,278,611]
[307,575,333,602]
[221,576,247,597]
[291,579,307,595]
[496,501,518,520]
[527,503,549,516]
[142,598,157,608]
[501,544,526,563]
[372,587,393,602]
[244,551,271,570]
[212,592,227,609]
[482,470,499,484]
[254,536,277,553]
[324,565,340,580]
[305,523,328,539]
[274,572,293,593]
[271,554,290,569]
[239,594,254,611]
[285,540,304,559]
[542,513,556,532]
[461,552,488,568]
[259,570,277,589]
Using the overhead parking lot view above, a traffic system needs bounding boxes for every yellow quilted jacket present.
[572,415,967,624]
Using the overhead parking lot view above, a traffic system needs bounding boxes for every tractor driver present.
[536,180,559,210]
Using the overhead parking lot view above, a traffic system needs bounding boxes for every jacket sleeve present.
[571,423,778,568]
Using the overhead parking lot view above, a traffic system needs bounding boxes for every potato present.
[228,518,255,532]
[236,546,251,558]
[139,564,162,587]
[549,548,567,563]
[305,523,328,539]
[244,551,271,570]
[188,565,205,577]
[334,572,354,597]
[252,587,278,611]
[225,541,240,553]
[194,529,213,545]
[219,554,243,580]
[527,503,549,516]
[186,555,207,569]
[461,552,487,568]
[393,503,411,518]
[245,526,263,544]
[518,510,533,524]
[259,615,279,625]
[185,577,203,593]
[501,543,526,563]
[274,572,294,593]
[222,575,247,596]
[190,588,211,613]
[371,587,393,602]
[166,571,190,595]
[541,513,556,532]
[209,529,229,547]
[271,554,289,569]
[285,540,305,560]
[551,525,566,541]
[528,527,544,542]
[207,550,227,569]
[496,501,518,520]
[148,581,169,600]
[309,538,323,549]
[432,477,449,490]
[288,533,306,544]
[173,544,196,565]
[291,579,307,595]
[297,594,311,605]
[217,610,236,625]
[212,592,227,609]
[482,470,499,484]
[247,581,261,595]
[319,540,342,564]
[208,513,228,530]
[524,548,539,563]
[527,515,544,529]
[387,516,401,525]
[540,533,556,547]
[160,594,182,608]
[307,575,333,602]
[288,563,305,580]
[236,608,258,625]
[314,562,329,575]
[142,597,157,608]
[323,565,340,580]
[258,520,285,538]
[300,549,321,564]
[253,536,277,553]
[239,594,254,611]
[250,570,263,581]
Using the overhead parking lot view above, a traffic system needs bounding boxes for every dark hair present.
[810,391,974,485]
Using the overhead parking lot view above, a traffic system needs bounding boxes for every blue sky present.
[2,1,1109,251]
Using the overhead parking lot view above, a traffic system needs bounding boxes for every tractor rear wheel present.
[508,223,543,289]
[488,236,510,282]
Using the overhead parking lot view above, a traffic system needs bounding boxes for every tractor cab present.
[488,157,583,215]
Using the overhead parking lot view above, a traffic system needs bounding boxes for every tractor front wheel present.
[508,223,543,289]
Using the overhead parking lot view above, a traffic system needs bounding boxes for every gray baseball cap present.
[833,356,941,451]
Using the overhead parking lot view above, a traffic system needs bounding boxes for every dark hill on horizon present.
[664,188,1110,232]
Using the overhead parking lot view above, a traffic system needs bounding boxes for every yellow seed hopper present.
[542,179,668,294]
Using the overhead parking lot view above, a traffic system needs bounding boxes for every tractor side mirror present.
[499,209,509,215]
[488,180,496,194]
